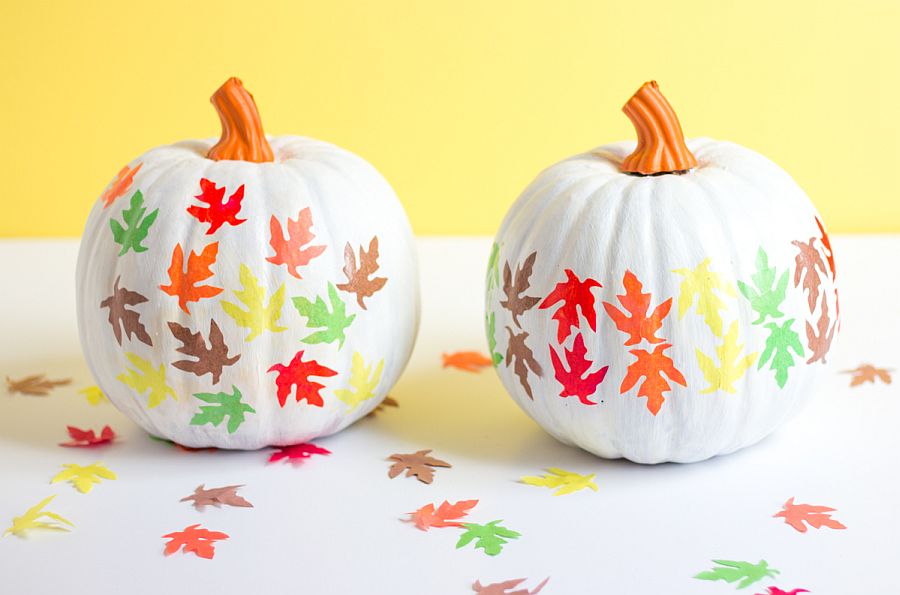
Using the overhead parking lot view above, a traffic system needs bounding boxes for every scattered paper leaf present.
[168,319,240,383]
[696,321,758,394]
[405,499,478,531]
[456,520,521,556]
[336,237,388,309]
[162,524,228,559]
[442,351,493,372]
[100,162,142,208]
[190,386,256,434]
[500,252,540,328]
[506,327,542,399]
[521,468,598,495]
[117,352,177,408]
[473,577,549,595]
[51,462,117,493]
[266,208,326,279]
[774,497,846,533]
[221,264,287,341]
[675,258,736,337]
[603,270,671,346]
[6,374,71,396]
[78,385,108,405]
[268,350,337,407]
[100,276,153,346]
[59,425,116,447]
[755,589,809,595]
[3,495,74,538]
[291,283,355,348]
[549,333,608,405]
[109,190,158,255]
[367,396,398,417]
[540,269,602,343]
[180,484,253,510]
[387,449,451,484]
[759,320,804,388]
[842,364,892,387]
[187,178,247,234]
[694,559,779,589]
[620,343,686,415]
[335,352,384,410]
[159,242,223,315]
[268,443,331,465]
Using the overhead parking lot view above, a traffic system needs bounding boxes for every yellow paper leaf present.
[51,463,117,494]
[116,353,176,408]
[696,321,758,394]
[673,258,736,337]
[335,352,384,410]
[3,495,74,538]
[520,468,598,496]
[221,264,287,342]
[78,385,108,405]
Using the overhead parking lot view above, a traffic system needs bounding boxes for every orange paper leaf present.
[406,499,478,531]
[774,497,846,533]
[266,208,326,278]
[842,364,892,387]
[159,242,223,315]
[162,524,229,559]
[620,343,686,415]
[100,163,142,208]
[442,351,493,372]
[603,270,672,346]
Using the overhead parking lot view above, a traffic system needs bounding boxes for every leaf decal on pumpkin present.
[815,216,836,279]
[159,242,223,315]
[758,319,804,388]
[267,350,337,408]
[190,386,255,434]
[117,352,177,408]
[100,162,142,208]
[620,343,686,415]
[109,190,158,256]
[674,258,735,337]
[500,252,540,328]
[291,283,355,348]
[806,297,836,364]
[266,208,326,278]
[539,269,602,343]
[168,319,240,384]
[337,237,387,309]
[485,312,503,366]
[505,327,542,399]
[603,270,671,346]
[549,334,607,405]
[486,242,501,293]
[335,352,384,410]
[100,277,152,346]
[791,238,828,313]
[695,321,758,394]
[187,178,247,235]
[221,264,287,342]
[737,248,788,325]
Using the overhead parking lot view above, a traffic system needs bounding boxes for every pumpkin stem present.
[207,77,275,163]
[621,81,697,175]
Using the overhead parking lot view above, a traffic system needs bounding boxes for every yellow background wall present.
[2,0,898,236]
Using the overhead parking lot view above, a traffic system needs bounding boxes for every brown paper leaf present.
[505,327,542,399]
[499,252,540,327]
[168,319,240,384]
[387,449,451,484]
[180,484,253,510]
[472,577,549,594]
[6,374,71,396]
[792,238,828,313]
[100,276,153,346]
[806,298,835,364]
[336,237,387,310]
[367,395,398,417]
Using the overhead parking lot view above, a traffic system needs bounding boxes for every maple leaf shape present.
[387,449,451,484]
[187,178,247,234]
[806,297,836,364]
[168,319,240,384]
[190,385,256,434]
[6,374,71,396]
[549,333,608,405]
[268,350,337,407]
[773,497,846,533]
[620,343,686,415]
[737,248,789,325]
[792,238,828,312]
[268,442,331,465]
[78,385,108,405]
[603,270,672,346]
[100,277,153,346]
[500,252,540,327]
[755,588,809,595]
[337,237,388,309]
[100,162,142,208]
[456,520,521,556]
[159,242,223,315]
[266,208,326,278]
[539,269,602,343]
[109,190,159,255]
[405,499,478,531]
[59,425,116,447]
[520,468,598,495]
[117,352,177,408]
[180,484,253,510]
[486,242,501,293]
[505,327,542,399]
[842,364,893,387]
[694,560,780,589]
[472,577,549,595]
[3,495,74,538]
[366,395,399,417]
[442,351,494,372]
[291,283,355,347]
[221,264,287,341]
[335,352,384,410]
[485,312,503,366]
[674,258,736,336]
[52,462,117,493]
[695,321,758,394]
[815,216,836,279]
[759,320,804,389]
[162,524,229,559]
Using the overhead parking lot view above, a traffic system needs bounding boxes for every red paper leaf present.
[620,343,686,415]
[538,269,602,343]
[162,524,229,559]
[406,499,478,531]
[266,208,326,278]
[59,425,116,447]
[549,333,608,405]
[268,443,331,465]
[187,178,247,234]
[267,350,337,407]
[603,270,672,346]
[754,589,809,595]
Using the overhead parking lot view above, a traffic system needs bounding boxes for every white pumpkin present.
[486,81,838,464]
[76,78,419,449]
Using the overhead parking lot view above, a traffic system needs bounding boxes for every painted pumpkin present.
[486,81,838,464]
[76,78,419,449]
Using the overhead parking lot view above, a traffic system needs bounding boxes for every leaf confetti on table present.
[405,499,479,531]
[78,385,108,405]
[387,449,451,484]
[162,524,229,559]
[754,589,809,595]
[366,395,398,417]
[472,577,549,595]
[51,462,117,494]
[6,374,71,396]
[59,425,116,447]
[180,484,254,510]
[456,520,521,556]
[520,468,598,496]
[842,364,892,387]
[773,497,846,533]
[3,495,74,538]
[694,559,780,589]
[268,442,331,465]
[442,351,494,372]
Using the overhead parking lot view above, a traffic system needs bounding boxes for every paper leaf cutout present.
[180,484,253,510]
[406,499,478,531]
[3,495,74,537]
[190,386,256,434]
[759,320,804,388]
[268,442,331,465]
[539,269,602,343]
[266,208,326,279]
[442,351,493,372]
[694,560,780,589]
[521,468,598,495]
[101,277,153,346]
[500,252,540,328]
[842,364,893,387]
[267,350,337,407]
[806,297,836,364]
[59,425,116,447]
[117,352,177,408]
[603,270,671,346]
[109,190,159,255]
[485,313,503,366]
[505,327,542,399]
[162,524,228,559]
[6,374,71,396]
[549,333,607,405]
[367,395,399,417]
[755,588,809,595]
[387,449,451,484]
[159,242,223,315]
[335,352,384,410]
[674,258,736,336]
[774,497,846,533]
[52,462,117,493]
[221,264,287,341]
[696,321,758,394]
[168,319,240,383]
[486,242,501,293]
[792,238,827,312]
[100,162,142,208]
[337,237,388,309]
[815,216,836,279]
[620,343,686,415]
[78,385,108,405]
[187,178,247,234]
[473,577,549,595]
[291,283,355,348]
[456,520,521,556]
[737,249,788,325]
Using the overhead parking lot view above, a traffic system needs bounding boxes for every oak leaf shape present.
[3,495,74,538]
[335,352,384,410]
[500,252,540,327]
[268,442,331,465]
[520,468,598,495]
[51,462,117,493]
[539,269,602,343]
[603,270,671,346]
[221,264,287,341]
[162,524,228,559]
[792,237,828,312]
[759,320,804,388]
[806,297,836,364]
[815,216,836,279]
[549,333,607,405]
[737,248,788,325]
[187,178,247,234]
[6,374,71,396]
[620,343,686,415]
[472,577,549,595]
[100,277,153,346]
[291,283,355,348]
[168,319,240,383]
[267,350,337,407]
[456,520,521,556]
[337,237,387,309]
[694,560,780,589]
[405,499,478,531]
[109,190,159,255]
[387,449,451,484]
[59,425,116,447]
[159,242,223,314]
[675,258,736,336]
[78,385,108,405]
[117,352,177,408]
[366,395,399,417]
[695,321,758,394]
[842,364,892,387]
[180,484,253,510]
[756,588,809,595]
[190,386,256,434]
[266,208,326,278]
[773,497,846,533]
[442,351,493,372]
[100,162,142,208]
[505,327,542,399]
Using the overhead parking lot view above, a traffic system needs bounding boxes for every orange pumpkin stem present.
[621,81,697,175]
[207,77,275,163]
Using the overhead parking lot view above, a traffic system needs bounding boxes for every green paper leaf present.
[737,248,788,325]
[109,190,158,255]
[485,312,503,366]
[758,319,804,388]
[292,283,355,348]
[456,520,521,556]
[694,559,779,589]
[190,385,255,433]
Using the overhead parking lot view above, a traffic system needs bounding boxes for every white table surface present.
[0,236,897,595]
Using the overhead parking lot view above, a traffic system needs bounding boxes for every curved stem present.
[207,77,275,163]
[621,81,697,175]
